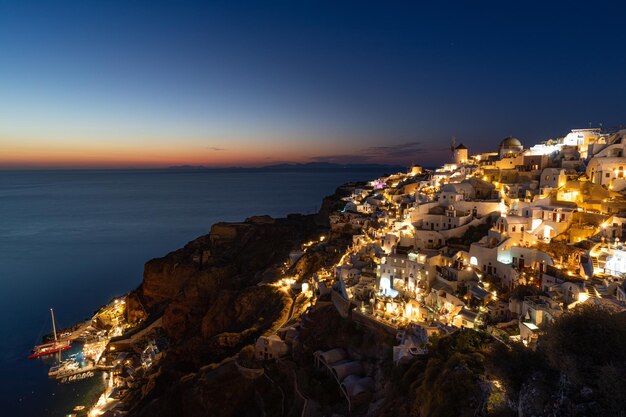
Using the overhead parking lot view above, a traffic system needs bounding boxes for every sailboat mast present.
[50,308,57,341]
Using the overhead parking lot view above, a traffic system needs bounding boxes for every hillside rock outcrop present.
[116,185,363,416]
[123,198,345,415]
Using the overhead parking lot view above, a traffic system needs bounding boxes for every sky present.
[1,1,625,168]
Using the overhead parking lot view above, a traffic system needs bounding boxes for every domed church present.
[498,137,524,158]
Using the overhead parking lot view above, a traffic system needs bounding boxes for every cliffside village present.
[254,128,626,409]
[69,128,626,417]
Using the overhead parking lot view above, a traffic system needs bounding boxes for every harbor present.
[33,298,129,384]
[30,295,167,416]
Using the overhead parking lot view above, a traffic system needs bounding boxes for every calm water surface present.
[0,168,388,416]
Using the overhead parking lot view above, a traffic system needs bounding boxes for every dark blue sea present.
[0,167,390,416]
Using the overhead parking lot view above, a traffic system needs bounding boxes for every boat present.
[48,358,81,377]
[28,308,72,359]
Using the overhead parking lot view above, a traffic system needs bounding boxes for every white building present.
[518,296,563,346]
[586,156,626,190]
[516,203,575,241]
[539,168,567,189]
[378,253,424,294]
[255,334,289,361]
[604,247,626,277]
[417,205,473,232]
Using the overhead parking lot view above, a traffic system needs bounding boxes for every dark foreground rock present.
[121,212,321,415]
[119,184,359,417]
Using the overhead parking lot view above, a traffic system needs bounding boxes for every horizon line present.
[0,161,414,172]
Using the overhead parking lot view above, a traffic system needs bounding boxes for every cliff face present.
[123,210,325,415]
[129,215,311,310]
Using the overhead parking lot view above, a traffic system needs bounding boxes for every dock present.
[50,363,114,382]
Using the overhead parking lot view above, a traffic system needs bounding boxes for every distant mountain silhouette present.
[168,162,407,172]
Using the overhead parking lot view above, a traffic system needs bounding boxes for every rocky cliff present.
[121,187,350,416]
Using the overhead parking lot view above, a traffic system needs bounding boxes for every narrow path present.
[267,290,296,335]
[285,292,297,323]
[276,359,313,417]
[263,371,285,417]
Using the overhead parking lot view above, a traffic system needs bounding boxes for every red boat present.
[28,308,72,359]
[28,340,72,359]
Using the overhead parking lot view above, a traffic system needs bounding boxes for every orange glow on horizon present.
[0,131,428,169]
[0,135,342,169]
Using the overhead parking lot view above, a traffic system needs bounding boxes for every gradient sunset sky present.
[1,1,625,168]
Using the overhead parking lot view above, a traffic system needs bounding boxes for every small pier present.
[50,363,114,383]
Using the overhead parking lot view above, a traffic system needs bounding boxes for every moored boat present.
[28,308,72,359]
[28,340,72,359]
